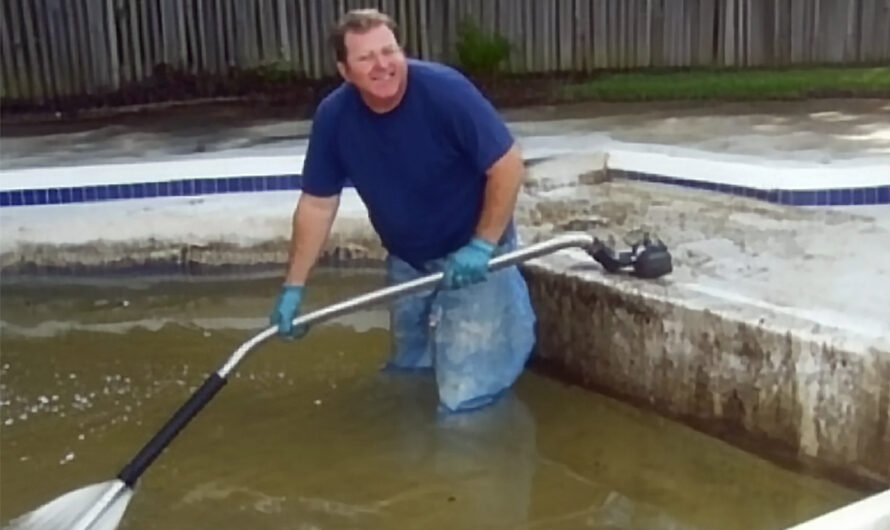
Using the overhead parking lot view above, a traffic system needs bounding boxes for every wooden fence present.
[2,0,889,104]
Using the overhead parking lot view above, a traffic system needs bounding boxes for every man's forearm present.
[284,193,340,285]
[475,143,525,245]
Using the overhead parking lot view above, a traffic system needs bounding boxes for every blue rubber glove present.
[270,285,306,339]
[442,237,496,290]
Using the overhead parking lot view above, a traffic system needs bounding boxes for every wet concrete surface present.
[1,99,887,170]
[0,271,864,530]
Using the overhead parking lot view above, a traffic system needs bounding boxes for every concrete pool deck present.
[1,99,889,527]
[1,98,889,169]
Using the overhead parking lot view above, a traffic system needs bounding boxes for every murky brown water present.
[0,271,863,530]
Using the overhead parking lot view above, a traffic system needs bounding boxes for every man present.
[269,8,535,414]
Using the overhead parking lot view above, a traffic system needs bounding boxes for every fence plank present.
[875,0,890,60]
[520,0,532,70]
[864,0,875,60]
[136,0,151,75]
[750,0,767,65]
[574,0,588,70]
[674,0,682,66]
[427,0,444,62]
[158,0,173,65]
[31,0,53,96]
[685,0,693,65]
[0,0,20,99]
[542,0,555,71]
[296,0,311,74]
[212,0,226,69]
[651,0,664,66]
[276,0,290,62]
[151,0,163,68]
[21,0,47,100]
[87,0,108,89]
[49,0,71,94]
[85,0,106,92]
[52,0,74,94]
[262,0,277,63]
[124,0,141,77]
[174,0,186,69]
[531,0,542,71]
[418,0,429,58]
[321,0,338,74]
[207,0,221,70]
[76,0,96,93]
[226,0,237,68]
[114,0,131,84]
[284,0,300,69]
[556,0,572,71]
[825,0,842,62]
[307,0,322,77]
[8,0,32,97]
[697,0,712,65]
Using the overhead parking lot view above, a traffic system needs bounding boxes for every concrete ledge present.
[522,258,889,490]
[511,154,890,491]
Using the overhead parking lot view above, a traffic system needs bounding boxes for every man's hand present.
[270,284,307,339]
[442,237,496,289]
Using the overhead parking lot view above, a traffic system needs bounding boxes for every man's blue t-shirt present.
[300,59,515,268]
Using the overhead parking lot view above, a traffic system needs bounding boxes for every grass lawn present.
[558,66,890,101]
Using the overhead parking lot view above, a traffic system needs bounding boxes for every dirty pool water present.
[0,270,863,530]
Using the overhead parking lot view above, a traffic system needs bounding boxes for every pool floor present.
[0,271,863,529]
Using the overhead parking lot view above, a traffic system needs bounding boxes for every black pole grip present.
[117,372,227,487]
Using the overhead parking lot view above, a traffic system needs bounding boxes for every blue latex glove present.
[442,237,496,290]
[270,285,306,339]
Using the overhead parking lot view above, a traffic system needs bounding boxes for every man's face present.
[338,24,406,107]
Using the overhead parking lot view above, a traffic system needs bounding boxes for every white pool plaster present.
[1,136,888,192]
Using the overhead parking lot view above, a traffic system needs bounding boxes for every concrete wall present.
[522,262,889,490]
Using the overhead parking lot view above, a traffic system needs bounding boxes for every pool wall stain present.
[522,264,890,491]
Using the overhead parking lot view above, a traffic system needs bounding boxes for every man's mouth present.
[371,71,395,82]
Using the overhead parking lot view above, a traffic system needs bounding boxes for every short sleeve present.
[300,98,346,197]
[439,70,515,174]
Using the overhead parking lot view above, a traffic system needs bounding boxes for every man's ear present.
[336,61,350,82]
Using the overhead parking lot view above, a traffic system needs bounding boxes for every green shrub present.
[454,18,511,75]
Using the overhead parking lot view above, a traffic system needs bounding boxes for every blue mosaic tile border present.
[1,169,887,208]
[0,174,303,208]
[616,170,890,206]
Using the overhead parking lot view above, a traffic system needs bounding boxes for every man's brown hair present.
[330,9,398,63]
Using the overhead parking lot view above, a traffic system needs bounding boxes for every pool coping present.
[1,149,888,208]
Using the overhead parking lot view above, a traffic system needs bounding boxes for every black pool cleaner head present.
[586,233,673,279]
